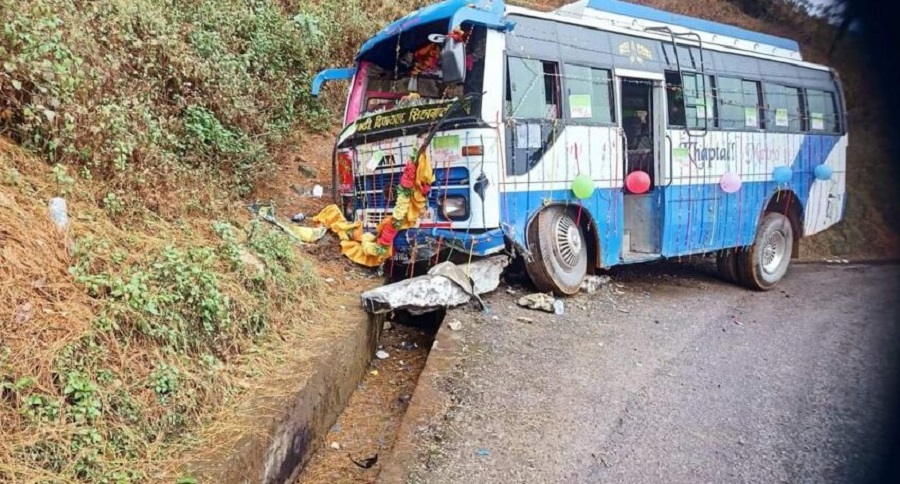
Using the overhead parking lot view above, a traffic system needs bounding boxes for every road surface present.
[393,261,900,484]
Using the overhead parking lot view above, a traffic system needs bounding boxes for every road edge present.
[377,315,461,484]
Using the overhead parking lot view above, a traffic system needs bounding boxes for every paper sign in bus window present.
[432,135,461,164]
[569,95,593,119]
[366,149,385,171]
[811,112,825,130]
[775,108,789,127]
[744,107,758,127]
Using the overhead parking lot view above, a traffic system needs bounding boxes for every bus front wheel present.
[524,207,588,296]
[738,212,794,291]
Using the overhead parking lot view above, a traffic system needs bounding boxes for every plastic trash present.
[312,184,324,198]
[48,197,68,230]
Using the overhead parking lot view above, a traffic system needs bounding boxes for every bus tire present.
[524,206,588,296]
[738,212,794,291]
[716,250,741,284]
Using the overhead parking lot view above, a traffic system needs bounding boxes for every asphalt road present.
[397,261,900,484]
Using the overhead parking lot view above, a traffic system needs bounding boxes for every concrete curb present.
[188,309,383,484]
[377,315,461,484]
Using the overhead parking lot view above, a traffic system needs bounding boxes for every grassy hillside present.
[0,0,896,481]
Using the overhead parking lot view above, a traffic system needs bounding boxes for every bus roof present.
[556,0,803,61]
[583,0,800,52]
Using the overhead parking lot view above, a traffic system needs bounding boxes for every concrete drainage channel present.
[295,309,444,483]
[294,256,510,483]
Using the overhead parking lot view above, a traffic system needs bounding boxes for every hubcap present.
[555,215,583,268]
[761,230,787,274]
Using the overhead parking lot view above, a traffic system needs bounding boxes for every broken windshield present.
[346,24,486,127]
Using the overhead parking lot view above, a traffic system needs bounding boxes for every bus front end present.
[314,0,511,267]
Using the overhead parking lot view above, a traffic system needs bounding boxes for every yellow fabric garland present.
[313,151,435,267]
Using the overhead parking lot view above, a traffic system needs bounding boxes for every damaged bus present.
[312,0,848,294]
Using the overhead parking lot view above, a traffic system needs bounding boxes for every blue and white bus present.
[312,0,848,294]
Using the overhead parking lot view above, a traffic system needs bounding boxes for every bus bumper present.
[391,227,507,262]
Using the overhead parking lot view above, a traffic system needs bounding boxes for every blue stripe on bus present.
[499,133,841,267]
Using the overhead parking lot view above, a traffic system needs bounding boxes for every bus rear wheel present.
[524,207,588,296]
[738,212,794,291]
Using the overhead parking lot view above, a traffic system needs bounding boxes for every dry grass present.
[0,138,332,482]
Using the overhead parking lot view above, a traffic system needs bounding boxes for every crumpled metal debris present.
[360,256,509,314]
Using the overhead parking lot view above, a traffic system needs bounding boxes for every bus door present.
[616,70,666,262]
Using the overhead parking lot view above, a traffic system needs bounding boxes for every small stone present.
[291,212,305,223]
[331,442,341,450]
[517,316,535,324]
[298,163,317,179]
[581,275,612,294]
[375,350,389,359]
[448,320,462,331]
[517,293,556,313]
[399,394,411,404]
[383,320,392,330]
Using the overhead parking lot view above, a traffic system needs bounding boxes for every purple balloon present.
[720,172,742,193]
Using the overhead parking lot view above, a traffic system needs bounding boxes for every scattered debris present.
[553,299,565,315]
[48,197,68,231]
[375,350,389,360]
[617,308,630,314]
[361,256,509,314]
[382,320,393,331]
[506,288,517,295]
[312,184,324,198]
[581,275,612,294]
[398,394,411,404]
[331,424,341,433]
[370,369,379,376]
[291,213,306,223]
[448,320,462,331]
[517,316,535,324]
[475,449,491,457]
[330,442,341,450]
[349,453,378,469]
[517,293,558,313]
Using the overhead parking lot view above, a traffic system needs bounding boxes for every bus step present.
[621,253,662,264]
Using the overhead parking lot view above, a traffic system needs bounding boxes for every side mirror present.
[440,37,466,84]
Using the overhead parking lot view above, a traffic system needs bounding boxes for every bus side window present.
[805,89,839,133]
[666,71,716,129]
[506,57,561,120]
[764,83,804,131]
[719,77,762,129]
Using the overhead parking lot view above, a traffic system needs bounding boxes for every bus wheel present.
[524,206,588,296]
[716,250,741,284]
[738,212,794,291]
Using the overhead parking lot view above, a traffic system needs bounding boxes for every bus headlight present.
[441,196,469,221]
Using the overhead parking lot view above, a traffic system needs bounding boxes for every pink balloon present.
[720,172,742,193]
[625,171,651,194]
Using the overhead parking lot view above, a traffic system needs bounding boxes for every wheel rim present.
[553,214,583,268]
[761,230,787,275]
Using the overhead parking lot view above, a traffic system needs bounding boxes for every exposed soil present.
[296,315,439,484]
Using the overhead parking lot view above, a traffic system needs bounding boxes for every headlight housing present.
[440,196,469,221]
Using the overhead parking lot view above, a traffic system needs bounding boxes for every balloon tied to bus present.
[310,0,848,294]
